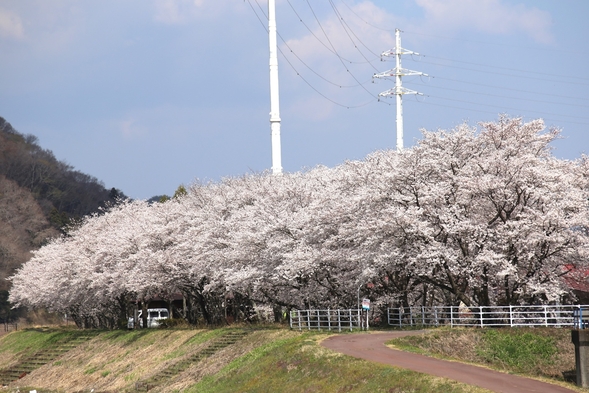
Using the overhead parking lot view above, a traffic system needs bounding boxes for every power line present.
[285,0,377,65]
[247,1,588,124]
[419,54,589,82]
[335,1,586,56]
[403,30,587,56]
[253,0,368,88]
[337,0,395,33]
[431,76,589,102]
[247,0,376,109]
[400,98,589,127]
[281,38,373,88]
[327,0,382,70]
[410,58,589,86]
[407,82,589,109]
[303,0,377,99]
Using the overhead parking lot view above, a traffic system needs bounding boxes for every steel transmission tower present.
[373,29,426,151]
[268,0,282,174]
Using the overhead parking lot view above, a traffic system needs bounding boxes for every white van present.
[127,308,169,328]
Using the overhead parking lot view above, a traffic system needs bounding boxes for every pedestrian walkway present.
[321,332,577,393]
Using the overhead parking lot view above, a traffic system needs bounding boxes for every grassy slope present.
[0,326,580,393]
[188,332,488,393]
[388,327,581,391]
[389,328,575,378]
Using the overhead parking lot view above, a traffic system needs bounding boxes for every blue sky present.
[1,0,587,199]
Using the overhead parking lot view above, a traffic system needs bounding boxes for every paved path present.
[321,332,577,393]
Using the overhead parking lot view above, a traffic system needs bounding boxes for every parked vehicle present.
[127,308,169,329]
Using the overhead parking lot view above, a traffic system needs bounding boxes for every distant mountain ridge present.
[0,116,127,296]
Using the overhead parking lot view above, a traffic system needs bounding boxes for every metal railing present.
[3,322,17,332]
[387,305,589,328]
[290,309,367,331]
[290,305,589,331]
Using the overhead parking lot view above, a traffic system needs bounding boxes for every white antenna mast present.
[373,29,426,151]
[268,0,282,174]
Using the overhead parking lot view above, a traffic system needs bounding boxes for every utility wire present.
[327,0,382,70]
[419,54,589,82]
[406,82,589,109]
[304,0,377,99]
[384,98,589,126]
[336,1,586,56]
[403,30,588,56]
[248,1,587,120]
[247,0,376,108]
[279,35,374,88]
[411,59,589,86]
[254,0,369,88]
[285,0,376,65]
[431,75,589,102]
[337,0,395,32]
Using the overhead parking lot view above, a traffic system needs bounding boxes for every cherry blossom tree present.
[367,116,589,307]
[9,116,589,327]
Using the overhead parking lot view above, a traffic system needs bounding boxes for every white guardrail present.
[290,305,589,331]
[290,309,367,331]
[387,305,589,328]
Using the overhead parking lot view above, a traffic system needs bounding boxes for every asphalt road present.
[321,331,577,393]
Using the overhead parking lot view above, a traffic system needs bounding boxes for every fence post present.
[328,308,331,331]
[450,306,454,328]
[307,310,310,331]
[422,306,425,326]
[434,306,439,326]
[410,307,413,327]
[349,309,353,331]
[317,310,320,331]
[509,305,513,327]
[338,309,341,332]
[387,308,390,326]
[399,307,402,328]
[479,306,483,327]
[544,305,548,327]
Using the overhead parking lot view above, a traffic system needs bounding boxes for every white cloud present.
[280,1,397,116]
[152,0,233,25]
[153,0,186,24]
[285,2,395,60]
[0,8,24,39]
[415,0,554,44]
[0,2,84,56]
[119,118,147,139]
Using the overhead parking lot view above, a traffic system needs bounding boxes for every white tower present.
[268,0,282,174]
[373,29,426,151]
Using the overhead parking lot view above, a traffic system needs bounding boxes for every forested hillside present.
[0,116,127,317]
[0,117,126,226]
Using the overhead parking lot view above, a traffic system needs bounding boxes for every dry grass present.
[163,330,299,393]
[13,329,205,392]
[1,328,298,393]
[0,326,579,393]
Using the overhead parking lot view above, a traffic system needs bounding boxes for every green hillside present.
[0,326,582,393]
